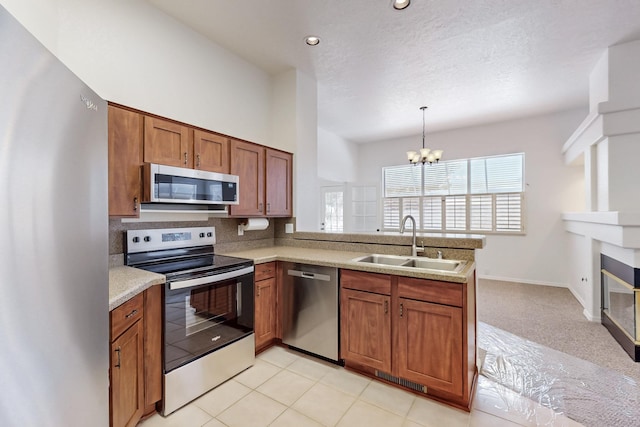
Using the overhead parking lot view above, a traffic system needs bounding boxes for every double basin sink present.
[351,253,466,274]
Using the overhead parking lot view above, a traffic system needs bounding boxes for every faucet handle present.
[436,250,443,259]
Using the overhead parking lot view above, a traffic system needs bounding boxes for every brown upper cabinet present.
[108,105,143,218]
[143,117,230,174]
[143,116,191,168]
[265,148,293,216]
[229,140,292,217]
[229,139,265,216]
[193,130,230,174]
[108,104,289,218]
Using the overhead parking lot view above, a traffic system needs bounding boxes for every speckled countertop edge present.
[293,231,486,249]
[109,266,165,311]
[222,246,475,284]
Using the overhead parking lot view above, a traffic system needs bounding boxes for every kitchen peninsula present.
[223,230,484,410]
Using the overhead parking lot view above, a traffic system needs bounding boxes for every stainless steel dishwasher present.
[281,262,339,362]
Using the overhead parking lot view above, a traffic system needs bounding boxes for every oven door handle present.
[168,265,254,290]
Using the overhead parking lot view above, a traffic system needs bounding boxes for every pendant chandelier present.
[406,106,443,165]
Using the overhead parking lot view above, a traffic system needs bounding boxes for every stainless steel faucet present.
[437,250,443,259]
[400,215,424,256]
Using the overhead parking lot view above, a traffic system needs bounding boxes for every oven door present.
[164,266,254,373]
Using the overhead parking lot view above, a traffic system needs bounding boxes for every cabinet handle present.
[399,303,403,318]
[133,197,138,211]
[196,154,201,167]
[258,203,263,212]
[115,347,121,368]
[384,300,388,314]
[257,285,260,297]
[184,152,188,165]
[125,309,138,319]
[267,203,270,213]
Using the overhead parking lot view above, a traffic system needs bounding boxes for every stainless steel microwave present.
[142,163,239,205]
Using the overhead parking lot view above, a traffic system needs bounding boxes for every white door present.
[320,186,344,232]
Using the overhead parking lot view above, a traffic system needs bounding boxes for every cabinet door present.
[143,286,162,411]
[194,130,230,173]
[255,277,277,350]
[265,149,292,217]
[108,105,142,217]
[229,139,264,216]
[111,321,144,427]
[340,288,391,372]
[396,298,463,396]
[143,116,191,168]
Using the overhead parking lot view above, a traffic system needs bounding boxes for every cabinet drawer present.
[397,277,462,307]
[111,293,144,340]
[255,262,276,281]
[340,269,391,295]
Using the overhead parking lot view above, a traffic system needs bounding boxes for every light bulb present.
[406,151,417,162]
[432,149,443,160]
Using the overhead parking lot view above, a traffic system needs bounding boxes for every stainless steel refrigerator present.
[0,6,109,426]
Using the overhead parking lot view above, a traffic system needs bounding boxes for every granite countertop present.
[109,266,165,311]
[222,246,475,284]
[108,242,476,311]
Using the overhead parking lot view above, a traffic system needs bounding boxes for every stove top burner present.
[124,226,252,278]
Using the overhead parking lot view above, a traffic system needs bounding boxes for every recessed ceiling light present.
[305,36,320,46]
[392,0,410,10]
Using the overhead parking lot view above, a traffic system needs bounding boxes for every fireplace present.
[601,254,640,361]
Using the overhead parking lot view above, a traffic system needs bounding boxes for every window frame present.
[381,153,525,235]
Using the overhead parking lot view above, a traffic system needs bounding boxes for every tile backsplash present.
[110,217,295,256]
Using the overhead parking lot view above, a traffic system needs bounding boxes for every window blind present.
[470,194,492,231]
[445,196,466,230]
[496,193,523,231]
[383,198,400,229]
[384,165,421,197]
[422,196,443,230]
[470,153,523,194]
[402,197,421,227]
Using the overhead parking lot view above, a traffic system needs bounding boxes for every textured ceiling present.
[147,0,640,143]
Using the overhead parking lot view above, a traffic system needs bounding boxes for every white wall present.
[318,127,359,183]
[358,108,587,287]
[293,70,319,231]
[1,0,275,147]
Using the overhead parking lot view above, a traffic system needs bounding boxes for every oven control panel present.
[126,227,215,253]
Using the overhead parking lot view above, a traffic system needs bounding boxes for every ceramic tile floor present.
[139,346,585,427]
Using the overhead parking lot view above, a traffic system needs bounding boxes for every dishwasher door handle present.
[287,269,331,282]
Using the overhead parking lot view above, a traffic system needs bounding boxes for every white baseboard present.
[477,274,568,288]
[565,287,601,321]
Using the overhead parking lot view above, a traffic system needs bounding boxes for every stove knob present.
[207,232,213,237]
[144,236,151,242]
[199,233,205,238]
[132,237,140,243]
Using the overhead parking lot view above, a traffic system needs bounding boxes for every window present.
[382,153,525,234]
[321,187,344,232]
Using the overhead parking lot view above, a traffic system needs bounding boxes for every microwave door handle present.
[168,266,254,290]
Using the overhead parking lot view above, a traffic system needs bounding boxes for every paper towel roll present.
[243,218,269,231]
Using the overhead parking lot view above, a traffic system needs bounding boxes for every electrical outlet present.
[237,224,244,236]
[285,223,294,234]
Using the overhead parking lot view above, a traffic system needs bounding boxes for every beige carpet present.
[477,278,640,383]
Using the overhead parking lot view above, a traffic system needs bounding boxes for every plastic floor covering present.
[478,321,640,427]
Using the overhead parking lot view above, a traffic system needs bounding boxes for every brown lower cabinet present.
[340,269,476,410]
[110,286,162,427]
[254,262,278,351]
